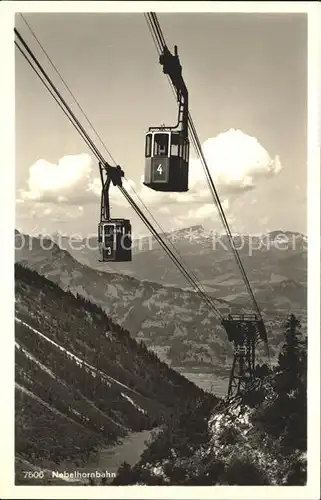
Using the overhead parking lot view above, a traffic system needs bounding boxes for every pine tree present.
[275,314,307,397]
[252,314,307,465]
[270,314,307,455]
[112,461,133,485]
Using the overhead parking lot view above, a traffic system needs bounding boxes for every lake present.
[89,428,157,474]
[181,371,229,397]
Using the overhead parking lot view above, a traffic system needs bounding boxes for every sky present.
[15,11,308,238]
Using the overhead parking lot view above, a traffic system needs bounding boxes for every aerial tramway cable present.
[145,13,261,315]
[145,12,271,364]
[16,13,272,398]
[14,27,224,322]
[15,18,273,404]
[18,14,221,321]
[19,14,117,167]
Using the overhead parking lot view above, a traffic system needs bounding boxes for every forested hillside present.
[15,263,215,484]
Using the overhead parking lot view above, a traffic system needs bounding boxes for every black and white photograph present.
[0,1,320,498]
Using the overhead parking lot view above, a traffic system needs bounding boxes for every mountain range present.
[15,227,307,374]
[50,226,307,292]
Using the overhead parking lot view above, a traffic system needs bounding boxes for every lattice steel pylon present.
[221,314,267,398]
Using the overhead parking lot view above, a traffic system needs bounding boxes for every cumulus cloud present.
[175,198,229,227]
[18,153,137,209]
[16,199,85,222]
[136,129,282,209]
[17,130,283,233]
[182,129,282,201]
[158,206,171,215]
[190,204,216,219]
[199,129,282,190]
[20,130,280,209]
[121,129,282,230]
[19,153,98,205]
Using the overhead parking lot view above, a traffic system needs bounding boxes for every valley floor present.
[16,428,158,485]
[180,372,229,398]
[71,428,158,479]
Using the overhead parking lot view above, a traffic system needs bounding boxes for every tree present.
[112,461,133,485]
[275,314,307,396]
[276,315,307,452]
[254,314,307,461]
[286,459,307,485]
[223,457,269,485]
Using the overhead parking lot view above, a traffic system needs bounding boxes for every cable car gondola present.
[98,219,132,262]
[144,128,189,192]
[98,162,132,262]
[143,45,190,192]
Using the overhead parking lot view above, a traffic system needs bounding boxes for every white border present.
[0,2,320,499]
